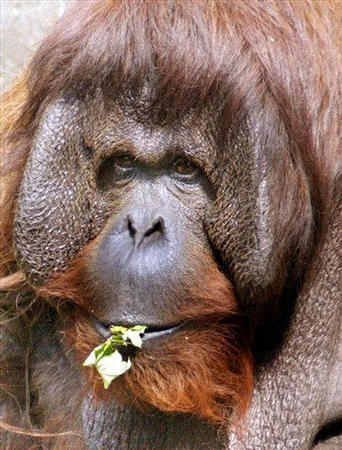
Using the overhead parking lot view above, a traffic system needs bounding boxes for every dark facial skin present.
[14,94,218,329]
[2,1,341,448]
[84,102,217,327]
[10,94,235,449]
[10,87,342,450]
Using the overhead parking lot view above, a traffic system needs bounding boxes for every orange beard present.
[38,241,253,425]
[69,315,252,425]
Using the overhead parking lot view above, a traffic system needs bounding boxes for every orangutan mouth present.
[91,316,187,341]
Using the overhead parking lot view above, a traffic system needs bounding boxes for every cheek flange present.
[13,100,106,284]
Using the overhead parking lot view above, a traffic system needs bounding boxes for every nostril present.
[127,216,136,239]
[126,215,165,247]
[144,217,164,238]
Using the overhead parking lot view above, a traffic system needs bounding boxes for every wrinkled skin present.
[229,185,342,449]
[1,1,341,449]
[10,91,342,449]
[15,95,217,327]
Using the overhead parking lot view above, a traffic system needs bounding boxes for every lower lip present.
[142,322,185,341]
[91,317,186,341]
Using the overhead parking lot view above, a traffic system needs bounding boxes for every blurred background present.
[1,1,73,91]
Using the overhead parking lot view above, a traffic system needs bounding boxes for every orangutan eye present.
[97,154,136,190]
[114,155,135,170]
[172,158,199,183]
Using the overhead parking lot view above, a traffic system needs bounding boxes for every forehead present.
[80,91,219,171]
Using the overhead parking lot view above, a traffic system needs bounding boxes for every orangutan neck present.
[82,397,224,449]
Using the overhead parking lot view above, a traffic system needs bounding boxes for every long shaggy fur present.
[39,238,253,425]
[1,0,341,447]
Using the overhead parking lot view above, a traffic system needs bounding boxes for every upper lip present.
[91,316,187,341]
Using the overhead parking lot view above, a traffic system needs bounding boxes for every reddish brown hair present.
[38,234,253,424]
[1,0,341,446]
[1,0,341,285]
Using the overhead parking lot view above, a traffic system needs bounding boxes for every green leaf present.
[95,350,132,389]
[110,325,128,335]
[83,324,147,389]
[130,325,147,332]
[123,328,145,347]
[83,348,97,367]
[94,340,113,360]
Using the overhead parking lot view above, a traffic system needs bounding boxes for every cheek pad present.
[14,99,106,284]
[205,137,278,302]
